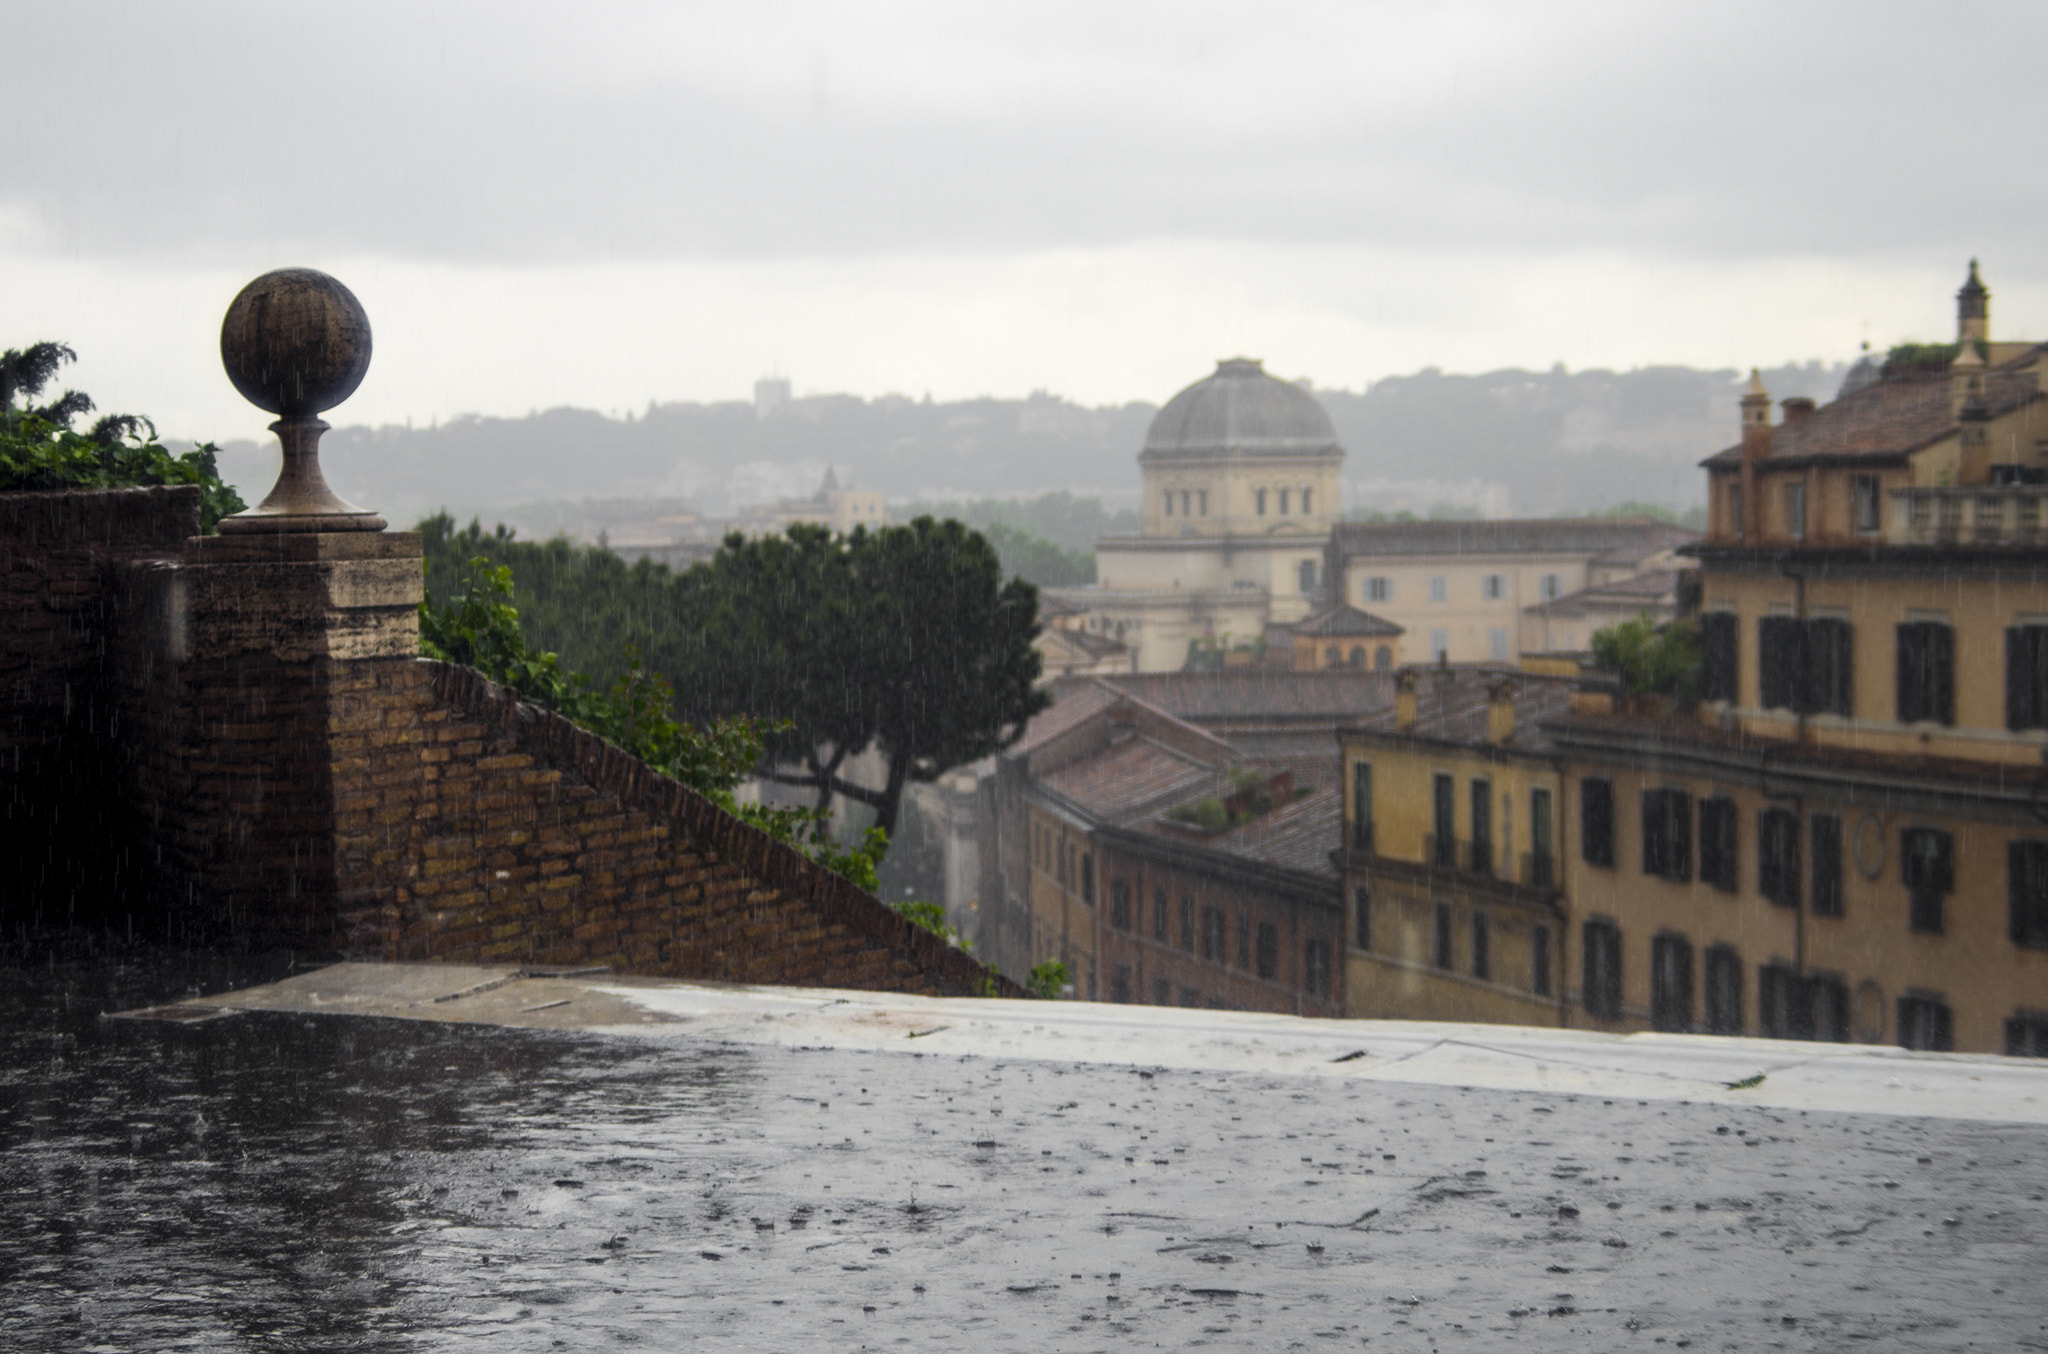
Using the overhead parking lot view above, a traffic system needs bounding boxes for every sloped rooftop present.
[1701,364,2042,466]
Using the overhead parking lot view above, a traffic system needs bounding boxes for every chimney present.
[1486,676,1517,745]
[1394,669,1418,733]
[1957,258,1989,346]
[1738,368,1771,544]
[1780,397,1815,426]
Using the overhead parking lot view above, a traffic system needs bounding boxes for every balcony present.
[1890,487,2048,547]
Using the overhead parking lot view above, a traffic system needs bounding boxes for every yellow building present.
[1324,518,1695,664]
[1339,670,1573,1025]
[742,467,887,536]
[1339,264,2048,1056]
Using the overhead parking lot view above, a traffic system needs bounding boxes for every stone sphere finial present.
[216,267,385,533]
[221,268,373,416]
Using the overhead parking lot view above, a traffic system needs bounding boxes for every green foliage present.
[1591,612,1700,698]
[417,551,886,886]
[417,513,1049,839]
[1,343,244,530]
[1883,340,1984,376]
[974,965,1003,998]
[1026,958,1072,999]
[890,900,968,950]
[974,520,1095,587]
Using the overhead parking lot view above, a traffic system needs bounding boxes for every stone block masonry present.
[3,487,1013,997]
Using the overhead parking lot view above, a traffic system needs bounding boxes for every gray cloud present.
[9,0,2048,270]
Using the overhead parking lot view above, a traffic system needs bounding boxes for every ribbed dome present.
[1140,357,1340,462]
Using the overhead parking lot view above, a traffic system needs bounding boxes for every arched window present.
[1324,645,1341,666]
[1279,489,1291,514]
[1374,644,1392,670]
[1348,646,1365,668]
[1302,487,1314,514]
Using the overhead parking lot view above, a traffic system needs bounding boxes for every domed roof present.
[1141,357,1340,462]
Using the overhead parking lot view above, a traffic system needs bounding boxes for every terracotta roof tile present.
[1702,366,2041,466]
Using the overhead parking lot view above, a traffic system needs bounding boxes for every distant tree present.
[722,518,1048,837]
[1592,613,1699,698]
[0,341,244,529]
[975,521,1095,587]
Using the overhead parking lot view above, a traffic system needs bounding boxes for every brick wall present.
[328,659,1012,995]
[4,488,1017,997]
[0,487,199,922]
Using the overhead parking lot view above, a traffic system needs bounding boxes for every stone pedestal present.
[111,531,425,948]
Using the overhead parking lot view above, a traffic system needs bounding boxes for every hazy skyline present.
[9,1,2047,442]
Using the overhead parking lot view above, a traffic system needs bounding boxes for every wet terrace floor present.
[4,950,2048,1351]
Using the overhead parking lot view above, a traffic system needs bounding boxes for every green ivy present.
[891,900,967,950]
[0,414,245,531]
[1025,958,1072,1000]
[418,554,890,887]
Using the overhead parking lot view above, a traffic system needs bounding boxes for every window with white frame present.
[1483,574,1505,600]
[1365,576,1391,603]
[1541,573,1562,600]
[1429,576,1447,603]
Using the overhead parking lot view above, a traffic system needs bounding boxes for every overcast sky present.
[8,0,2048,440]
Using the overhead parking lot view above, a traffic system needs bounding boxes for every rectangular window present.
[1471,911,1491,981]
[1704,944,1743,1034]
[1180,491,1191,517]
[1641,788,1693,882]
[1200,906,1225,962]
[1758,807,1801,909]
[1238,911,1252,968]
[1805,619,1853,716]
[1809,974,1849,1042]
[1531,925,1551,996]
[1811,814,1844,917]
[1111,965,1132,1003]
[1278,489,1291,514]
[1758,962,1809,1039]
[1786,481,1807,540]
[1469,778,1493,875]
[1301,488,1313,515]
[2009,840,2048,949]
[1180,895,1196,950]
[1896,622,1955,725]
[1304,938,1330,998]
[1197,489,1208,516]
[1698,795,1738,893]
[1351,760,1374,851]
[1650,934,1694,1032]
[1364,576,1390,603]
[1432,773,1456,868]
[1699,612,1738,702]
[1728,482,1745,539]
[1581,777,1615,868]
[2007,1010,2048,1057]
[1353,885,1371,951]
[1903,827,1954,934]
[1758,615,1800,710]
[1483,573,1505,600]
[1110,879,1132,931]
[1541,572,1562,600]
[1429,575,1447,603]
[2006,625,2048,730]
[1081,853,1094,905]
[1164,490,1174,516]
[1255,488,1267,515]
[1297,560,1317,594]
[1434,903,1454,970]
[1852,474,1881,534]
[1255,922,1278,979]
[1530,788,1555,889]
[1897,995,1954,1052]
[1152,885,1168,941]
[1582,921,1622,1020]
[1428,629,1449,660]
[1488,627,1509,661]
[1153,976,1171,1006]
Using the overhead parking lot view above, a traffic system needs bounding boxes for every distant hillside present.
[197,360,1845,525]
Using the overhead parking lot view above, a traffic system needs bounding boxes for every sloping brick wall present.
[329,660,1014,995]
